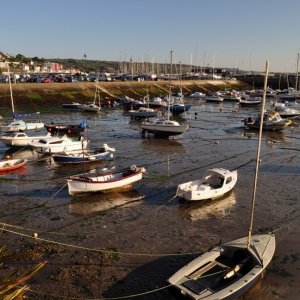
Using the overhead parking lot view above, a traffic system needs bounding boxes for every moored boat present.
[62,102,82,109]
[140,51,189,137]
[141,118,189,138]
[0,131,52,147]
[52,144,115,164]
[0,158,27,172]
[67,165,146,195]
[243,111,292,131]
[204,94,224,102]
[44,122,88,135]
[177,168,238,201]
[126,107,158,120]
[239,96,262,106]
[272,102,300,118]
[0,120,44,133]
[167,103,192,116]
[168,234,275,300]
[30,135,89,154]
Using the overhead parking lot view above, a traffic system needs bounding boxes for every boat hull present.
[168,105,192,115]
[67,167,145,195]
[141,122,189,137]
[177,169,238,201]
[44,124,87,135]
[244,120,292,131]
[0,121,44,132]
[52,149,112,164]
[30,137,89,154]
[0,159,27,172]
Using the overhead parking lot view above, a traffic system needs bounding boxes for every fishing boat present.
[67,165,146,195]
[177,168,237,201]
[44,121,88,135]
[0,131,52,147]
[0,158,27,172]
[140,51,189,138]
[52,144,115,164]
[30,135,89,154]
[78,86,101,112]
[0,63,44,133]
[243,110,292,131]
[168,60,276,300]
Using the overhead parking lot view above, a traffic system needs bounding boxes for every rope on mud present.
[150,189,179,214]
[26,268,229,299]
[0,224,203,257]
[28,284,172,299]
[51,182,68,198]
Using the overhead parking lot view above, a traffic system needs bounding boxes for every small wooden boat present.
[67,165,146,195]
[44,122,88,135]
[0,158,27,172]
[52,144,115,164]
[177,168,237,201]
[243,111,292,131]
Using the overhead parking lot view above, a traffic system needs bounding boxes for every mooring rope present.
[0,224,203,257]
[26,267,229,299]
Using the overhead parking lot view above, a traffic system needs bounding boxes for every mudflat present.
[0,100,299,299]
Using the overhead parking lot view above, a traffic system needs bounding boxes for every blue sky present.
[2,0,300,72]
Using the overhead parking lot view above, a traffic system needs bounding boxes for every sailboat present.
[78,85,101,112]
[127,86,158,120]
[168,61,276,299]
[0,63,44,133]
[140,51,189,138]
[165,61,192,116]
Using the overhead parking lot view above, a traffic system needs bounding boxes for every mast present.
[247,60,269,250]
[167,50,173,121]
[295,52,299,91]
[6,63,15,120]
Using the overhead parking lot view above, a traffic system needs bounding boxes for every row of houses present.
[0,51,79,74]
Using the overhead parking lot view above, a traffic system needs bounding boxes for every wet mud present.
[0,100,299,299]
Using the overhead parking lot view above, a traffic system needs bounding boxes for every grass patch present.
[26,93,43,101]
[60,91,76,100]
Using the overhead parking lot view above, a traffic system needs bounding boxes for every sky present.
[2,0,300,73]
